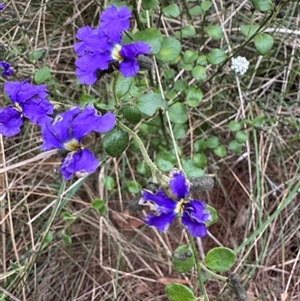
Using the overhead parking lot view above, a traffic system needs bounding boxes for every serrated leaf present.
[207,49,226,65]
[156,37,181,62]
[162,3,180,18]
[34,66,51,84]
[251,0,273,12]
[254,33,274,55]
[240,24,260,38]
[133,28,163,54]
[136,93,168,116]
[205,247,237,272]
[165,283,196,301]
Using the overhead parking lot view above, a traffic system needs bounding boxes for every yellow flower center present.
[111,44,123,62]
[14,103,23,113]
[63,138,81,152]
[175,199,188,214]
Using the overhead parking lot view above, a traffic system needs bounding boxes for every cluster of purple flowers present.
[74,5,151,85]
[140,169,211,238]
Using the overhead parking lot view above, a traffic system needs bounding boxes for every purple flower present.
[0,61,13,77]
[74,5,151,85]
[140,169,211,237]
[0,4,4,10]
[0,80,53,137]
[41,105,116,180]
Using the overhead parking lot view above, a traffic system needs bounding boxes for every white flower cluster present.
[231,56,249,75]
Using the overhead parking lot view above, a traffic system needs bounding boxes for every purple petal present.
[4,80,48,104]
[142,211,176,232]
[60,148,99,180]
[169,170,189,199]
[72,105,116,139]
[0,107,22,137]
[22,97,53,126]
[0,4,4,10]
[120,42,151,57]
[142,190,176,213]
[181,200,211,237]
[41,106,81,150]
[119,59,139,77]
[0,61,13,77]
[75,52,111,85]
[100,5,131,33]
[74,26,97,56]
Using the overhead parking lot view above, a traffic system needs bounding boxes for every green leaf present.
[102,126,129,157]
[192,153,207,168]
[253,116,265,127]
[182,159,204,178]
[133,28,163,54]
[228,120,241,132]
[254,33,274,55]
[44,231,53,243]
[207,25,223,40]
[201,1,212,11]
[205,247,237,272]
[123,106,142,124]
[194,139,206,152]
[168,102,188,124]
[173,124,187,139]
[205,136,220,149]
[62,234,72,246]
[165,283,196,301]
[240,24,259,38]
[196,55,207,66]
[173,80,187,92]
[213,145,227,158]
[162,3,180,18]
[176,25,196,38]
[34,66,51,84]
[186,87,203,107]
[156,37,181,62]
[124,181,141,194]
[207,49,226,65]
[192,65,206,81]
[172,245,195,273]
[251,0,273,12]
[235,131,248,143]
[156,152,176,172]
[61,212,75,222]
[136,161,150,175]
[31,50,43,60]
[183,50,198,64]
[142,0,158,10]
[115,74,133,99]
[206,205,218,227]
[79,94,98,107]
[229,140,243,154]
[103,176,115,190]
[136,93,168,116]
[178,61,193,71]
[92,199,106,216]
[189,5,203,16]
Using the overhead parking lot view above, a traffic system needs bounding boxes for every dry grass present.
[1,0,300,300]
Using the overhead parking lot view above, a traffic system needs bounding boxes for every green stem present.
[118,121,169,185]
[189,236,208,301]
[199,263,227,282]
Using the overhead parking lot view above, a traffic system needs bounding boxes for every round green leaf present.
[123,106,142,124]
[192,65,206,81]
[79,94,98,107]
[103,176,115,190]
[142,0,158,10]
[201,1,212,11]
[206,205,218,227]
[176,25,196,38]
[103,126,129,157]
[186,87,203,107]
[196,55,207,66]
[235,131,248,143]
[213,145,227,158]
[205,136,220,149]
[207,25,223,40]
[229,140,243,154]
[228,120,241,132]
[207,49,226,65]
[115,75,133,98]
[178,61,193,71]
[182,159,204,178]
[136,161,150,175]
[165,283,196,301]
[194,139,206,152]
[34,66,51,84]
[189,5,203,16]
[173,124,187,139]
[172,245,195,273]
[240,24,259,38]
[183,50,198,64]
[155,152,175,172]
[31,50,43,60]
[162,3,180,18]
[156,37,181,62]
[44,231,53,243]
[168,102,188,124]
[124,181,142,194]
[92,199,106,216]
[254,33,274,55]
[173,80,187,92]
[251,0,273,12]
[192,153,207,168]
[136,93,168,116]
[252,116,265,127]
[205,247,237,272]
[133,28,163,54]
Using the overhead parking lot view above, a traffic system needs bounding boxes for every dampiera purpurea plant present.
[74,5,150,84]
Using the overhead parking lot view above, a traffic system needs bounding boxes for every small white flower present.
[231,56,249,75]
